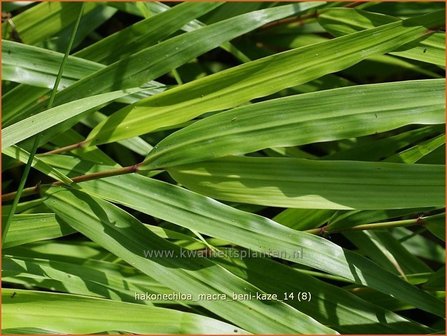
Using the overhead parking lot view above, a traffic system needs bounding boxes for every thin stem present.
[55,164,140,185]
[337,218,424,231]
[171,68,183,85]
[3,4,85,243]
[2,164,141,202]
[305,214,441,235]
[2,187,39,202]
[344,2,364,8]
[39,141,87,156]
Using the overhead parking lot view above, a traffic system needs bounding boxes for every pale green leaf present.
[142,79,444,169]
[3,214,74,249]
[2,89,141,149]
[76,2,222,64]
[3,145,72,183]
[9,2,97,44]
[169,157,445,210]
[318,8,445,66]
[3,289,247,334]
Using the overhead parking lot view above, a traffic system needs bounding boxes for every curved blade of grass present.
[318,8,445,66]
[44,187,337,334]
[2,3,225,120]
[76,2,223,64]
[324,125,443,161]
[424,267,445,291]
[385,134,445,164]
[80,111,153,156]
[2,199,46,217]
[142,79,445,169]
[344,230,432,276]
[3,214,74,249]
[2,88,141,150]
[2,85,46,127]
[3,145,72,183]
[273,209,336,231]
[87,11,444,145]
[5,239,212,266]
[8,2,97,44]
[392,227,445,261]
[3,255,173,304]
[2,289,247,334]
[425,213,446,241]
[168,157,445,210]
[106,1,283,63]
[7,240,119,264]
[363,2,445,17]
[2,40,102,89]
[2,44,165,107]
[46,5,117,52]
[2,211,214,251]
[40,155,445,317]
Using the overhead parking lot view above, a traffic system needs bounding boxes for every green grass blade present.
[319,8,445,66]
[2,85,47,127]
[344,230,432,275]
[2,89,141,150]
[424,267,445,291]
[76,2,223,64]
[392,227,445,261]
[2,40,102,89]
[142,79,444,169]
[3,214,74,249]
[168,157,445,210]
[46,5,117,53]
[325,125,443,161]
[385,134,445,163]
[3,146,72,183]
[8,2,96,44]
[2,289,247,334]
[274,209,335,230]
[425,213,446,241]
[3,255,173,304]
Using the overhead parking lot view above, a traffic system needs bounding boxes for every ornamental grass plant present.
[1,1,445,334]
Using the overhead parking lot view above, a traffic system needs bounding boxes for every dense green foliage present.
[2,2,445,334]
